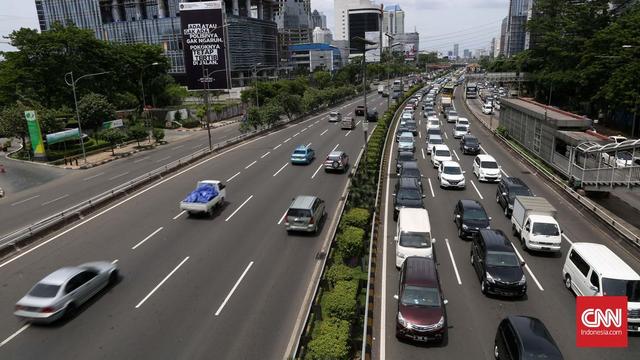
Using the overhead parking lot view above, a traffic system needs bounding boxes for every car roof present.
[428,134,442,140]
[399,131,413,137]
[477,154,496,162]
[503,177,528,188]
[402,161,419,169]
[460,199,484,210]
[462,134,477,141]
[441,160,460,168]
[433,144,450,151]
[328,151,344,157]
[294,145,310,151]
[398,151,414,157]
[39,267,84,285]
[398,177,420,188]
[290,195,317,209]
[403,256,438,287]
[478,229,513,252]
[506,316,563,359]
[570,243,640,280]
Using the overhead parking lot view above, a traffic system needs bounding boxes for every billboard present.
[179,1,229,90]
[365,31,380,63]
[102,119,124,129]
[46,129,80,145]
[24,110,46,159]
[403,43,417,61]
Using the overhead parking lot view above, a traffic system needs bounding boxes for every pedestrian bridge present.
[465,72,529,83]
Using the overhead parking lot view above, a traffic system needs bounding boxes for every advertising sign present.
[403,43,417,61]
[46,128,80,145]
[365,31,380,63]
[102,119,124,129]
[24,110,46,159]
[179,1,229,90]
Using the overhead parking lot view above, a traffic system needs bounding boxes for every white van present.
[562,242,640,332]
[394,208,434,268]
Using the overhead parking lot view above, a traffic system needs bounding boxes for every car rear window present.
[401,286,441,307]
[399,232,431,248]
[435,150,451,157]
[287,209,312,218]
[293,150,307,155]
[481,161,498,169]
[28,283,61,298]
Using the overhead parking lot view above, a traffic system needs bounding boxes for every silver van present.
[341,117,356,130]
[285,196,326,233]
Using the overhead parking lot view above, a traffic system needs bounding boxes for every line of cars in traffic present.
[390,79,640,357]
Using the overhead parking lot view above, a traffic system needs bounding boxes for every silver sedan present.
[14,261,119,323]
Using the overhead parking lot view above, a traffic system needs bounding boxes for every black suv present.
[494,316,563,359]
[393,177,425,220]
[399,161,423,190]
[496,177,534,217]
[405,120,418,136]
[396,151,416,174]
[366,109,379,122]
[453,199,491,239]
[471,229,526,297]
[460,134,481,155]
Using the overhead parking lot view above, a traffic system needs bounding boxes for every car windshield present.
[293,150,307,155]
[398,154,414,162]
[406,122,417,127]
[532,222,560,236]
[464,137,478,145]
[455,126,467,131]
[602,279,640,301]
[617,152,632,160]
[400,136,413,143]
[428,111,437,116]
[510,186,533,198]
[399,232,431,248]
[287,209,311,218]
[435,150,451,157]
[430,138,443,145]
[429,120,439,126]
[486,251,520,267]
[28,283,61,298]
[464,207,488,220]
[328,154,342,161]
[397,188,421,200]
[401,285,441,307]
[449,111,458,116]
[481,161,498,169]
[444,166,462,175]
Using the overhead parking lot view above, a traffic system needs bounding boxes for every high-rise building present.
[447,51,453,58]
[453,43,459,60]
[310,9,326,29]
[498,16,508,56]
[382,4,404,36]
[334,0,375,41]
[274,0,312,61]
[490,37,496,58]
[347,6,382,57]
[463,49,471,59]
[34,0,279,86]
[506,0,533,57]
[312,27,333,44]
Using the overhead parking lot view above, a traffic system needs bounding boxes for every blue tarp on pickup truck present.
[183,184,219,203]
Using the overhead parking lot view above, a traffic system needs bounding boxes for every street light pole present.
[141,62,159,143]
[201,65,213,151]
[64,70,111,164]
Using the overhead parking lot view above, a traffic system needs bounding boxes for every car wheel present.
[496,194,500,204]
[65,303,77,319]
[458,226,463,239]
[481,279,488,294]
[109,269,119,285]
[512,224,517,236]
[564,275,572,291]
[504,206,509,217]
[470,252,474,265]
[494,344,500,359]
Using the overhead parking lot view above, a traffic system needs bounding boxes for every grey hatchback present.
[285,195,326,233]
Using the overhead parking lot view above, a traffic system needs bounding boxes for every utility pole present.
[201,66,213,151]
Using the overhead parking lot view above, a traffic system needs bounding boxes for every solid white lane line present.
[172,210,186,220]
[453,150,460,161]
[332,143,340,152]
[245,160,257,169]
[225,195,253,222]
[112,259,119,264]
[320,129,329,136]
[470,180,484,200]
[108,172,130,181]
[445,239,462,285]
[171,145,184,150]
[260,151,271,158]
[155,156,171,163]
[41,194,69,206]
[311,164,324,179]
[132,227,164,250]
[133,156,149,163]
[562,233,573,245]
[428,178,435,198]
[273,163,288,177]
[0,324,30,348]
[83,172,105,181]
[227,171,241,182]
[284,137,291,143]
[421,148,426,160]
[274,144,282,150]
[10,195,40,206]
[215,261,254,316]
[511,244,544,291]
[345,130,352,137]
[135,256,190,308]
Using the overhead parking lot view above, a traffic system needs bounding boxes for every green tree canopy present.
[77,93,116,133]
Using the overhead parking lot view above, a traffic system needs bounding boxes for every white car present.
[452,124,469,139]
[445,110,459,123]
[431,144,452,168]
[401,112,414,121]
[425,134,444,154]
[456,117,470,128]
[473,154,502,182]
[438,160,466,189]
[602,151,633,168]
[398,132,415,152]
[426,118,440,131]
[482,103,493,115]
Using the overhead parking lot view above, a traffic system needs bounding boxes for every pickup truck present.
[440,97,452,113]
[511,196,562,253]
[180,180,227,216]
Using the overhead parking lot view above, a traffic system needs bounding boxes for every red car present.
[395,256,448,343]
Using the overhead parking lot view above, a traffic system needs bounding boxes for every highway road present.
[0,94,388,359]
[377,85,640,359]
[0,123,245,237]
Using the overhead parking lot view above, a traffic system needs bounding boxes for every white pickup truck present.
[180,180,226,216]
[511,196,562,253]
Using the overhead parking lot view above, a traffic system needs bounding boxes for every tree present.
[260,101,283,127]
[152,128,165,143]
[128,125,148,147]
[312,71,332,89]
[244,107,262,131]
[100,128,126,155]
[275,93,302,121]
[77,93,116,134]
[0,102,29,149]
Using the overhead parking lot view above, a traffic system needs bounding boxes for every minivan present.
[562,242,640,332]
[395,208,434,268]
[395,256,448,343]
[284,196,326,233]
[494,316,563,360]
[341,117,356,130]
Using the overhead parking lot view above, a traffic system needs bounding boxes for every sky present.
[0,0,509,55]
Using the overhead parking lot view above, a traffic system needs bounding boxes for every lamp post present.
[64,71,112,164]
[252,62,263,108]
[352,36,378,170]
[199,67,230,151]
[141,62,159,142]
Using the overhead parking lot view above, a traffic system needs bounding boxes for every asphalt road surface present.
[0,94,388,359]
[377,86,640,359]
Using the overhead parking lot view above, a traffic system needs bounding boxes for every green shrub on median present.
[306,318,351,360]
[324,280,358,322]
[336,226,365,261]
[326,264,357,286]
[340,208,370,231]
